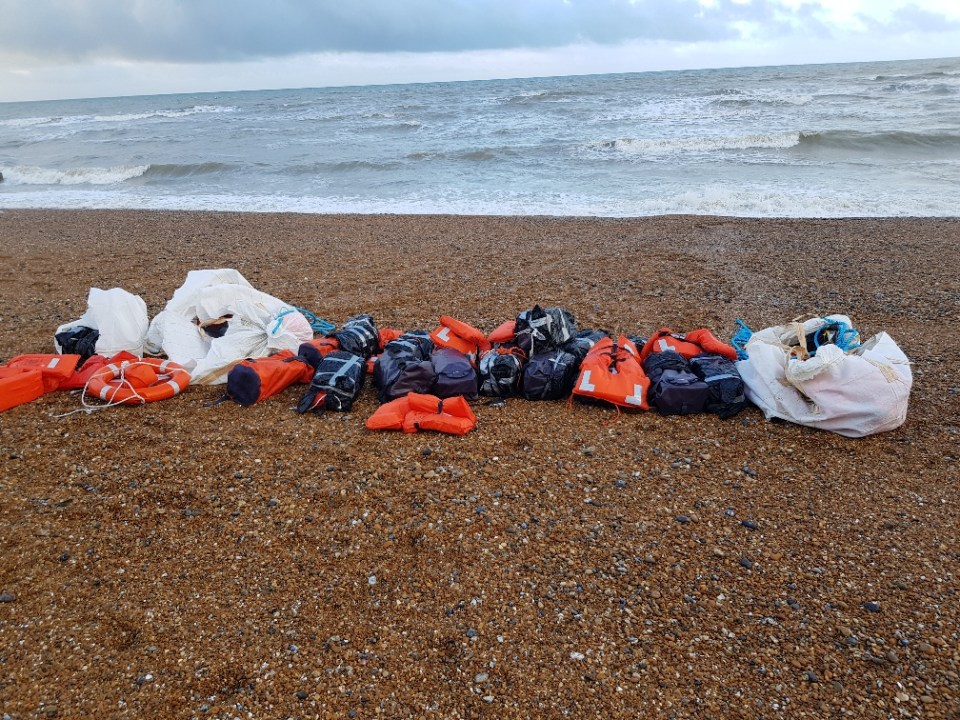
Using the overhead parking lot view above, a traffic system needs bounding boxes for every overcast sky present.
[1,0,958,102]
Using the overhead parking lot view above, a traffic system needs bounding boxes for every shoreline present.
[1,209,958,718]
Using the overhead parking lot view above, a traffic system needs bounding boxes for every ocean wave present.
[0,164,149,185]
[0,105,238,129]
[285,160,403,174]
[142,162,236,179]
[587,133,802,156]
[797,130,960,151]
[711,93,813,108]
[500,89,589,105]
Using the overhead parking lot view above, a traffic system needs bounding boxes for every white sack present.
[736,316,912,438]
[55,287,149,357]
[146,269,313,385]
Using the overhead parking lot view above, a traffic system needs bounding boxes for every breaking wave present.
[0,105,238,129]
[588,132,802,156]
[797,130,960,151]
[0,165,150,185]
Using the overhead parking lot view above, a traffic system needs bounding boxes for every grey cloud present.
[0,0,817,64]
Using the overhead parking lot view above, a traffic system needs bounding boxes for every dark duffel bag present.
[478,346,525,397]
[522,348,579,401]
[334,313,379,359]
[514,305,577,355]
[431,348,478,399]
[374,331,437,403]
[689,353,747,419]
[562,328,609,365]
[642,350,709,415]
[297,350,366,413]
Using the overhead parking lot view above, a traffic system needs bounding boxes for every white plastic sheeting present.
[54,287,149,357]
[146,269,313,385]
[736,315,913,438]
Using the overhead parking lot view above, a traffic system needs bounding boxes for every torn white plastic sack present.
[55,287,149,356]
[146,269,313,385]
[736,315,913,438]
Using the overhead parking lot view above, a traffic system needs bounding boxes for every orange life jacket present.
[4,354,81,392]
[487,320,516,344]
[298,337,340,369]
[379,327,404,349]
[639,328,737,362]
[227,350,314,406]
[58,351,139,391]
[365,392,477,435]
[0,367,46,412]
[431,316,491,363]
[573,336,650,410]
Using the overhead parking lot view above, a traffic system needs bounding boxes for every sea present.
[1,56,958,217]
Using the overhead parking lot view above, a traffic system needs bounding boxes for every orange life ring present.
[86,358,191,405]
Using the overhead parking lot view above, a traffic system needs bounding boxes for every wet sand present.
[1,210,958,719]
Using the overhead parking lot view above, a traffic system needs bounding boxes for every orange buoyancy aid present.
[639,328,737,362]
[297,337,340,369]
[573,336,650,410]
[366,392,477,435]
[431,316,491,362]
[85,357,191,405]
[487,320,516,344]
[379,327,404,349]
[58,351,139,391]
[5,354,81,392]
[227,349,315,406]
[0,367,46,412]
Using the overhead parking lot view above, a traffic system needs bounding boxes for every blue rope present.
[813,317,860,354]
[294,306,336,335]
[731,319,753,361]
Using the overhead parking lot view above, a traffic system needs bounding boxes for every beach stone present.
[862,601,881,613]
[676,515,691,524]
[741,519,758,530]
[474,672,489,683]
[296,690,308,700]
[803,670,820,683]
[739,557,754,570]
[0,592,14,603]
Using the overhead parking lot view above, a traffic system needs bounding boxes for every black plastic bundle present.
[514,305,577,356]
[688,353,747,419]
[562,328,609,365]
[431,348,478,399]
[478,347,525,397]
[297,351,366,413]
[522,348,579,401]
[55,326,99,362]
[334,313,379,359]
[373,331,436,403]
[642,350,709,416]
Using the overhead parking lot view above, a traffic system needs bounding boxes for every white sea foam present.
[0,165,150,185]
[586,132,802,157]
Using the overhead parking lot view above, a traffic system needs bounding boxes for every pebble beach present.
[0,209,958,719]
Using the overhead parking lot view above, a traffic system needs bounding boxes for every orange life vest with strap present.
[431,316,491,364]
[0,367,46,412]
[298,337,340,369]
[58,352,139,391]
[227,350,315,406]
[5,354,81,392]
[573,336,650,410]
[487,320,516,344]
[366,392,477,435]
[639,328,737,362]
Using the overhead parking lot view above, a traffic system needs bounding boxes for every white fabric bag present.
[54,287,149,357]
[146,269,313,385]
[736,315,913,438]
